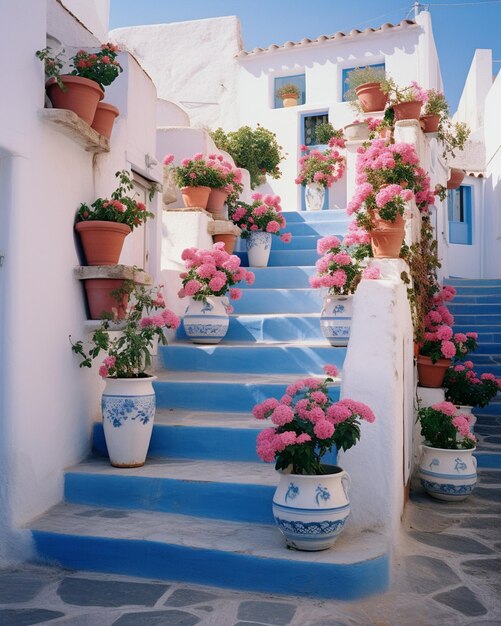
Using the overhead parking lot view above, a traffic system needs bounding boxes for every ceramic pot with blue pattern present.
[246,231,272,267]
[320,295,353,347]
[418,444,477,501]
[305,182,325,211]
[102,376,157,468]
[183,296,230,344]
[272,464,351,551]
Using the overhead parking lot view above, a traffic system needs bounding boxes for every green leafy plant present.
[36,43,122,91]
[211,125,285,189]
[71,283,180,378]
[314,123,345,146]
[437,120,470,160]
[76,170,155,230]
[380,78,428,106]
[276,83,300,99]
[417,402,476,450]
[444,362,501,408]
[423,89,449,117]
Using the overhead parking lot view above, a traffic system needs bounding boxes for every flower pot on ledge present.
[417,355,451,388]
[46,75,104,126]
[91,102,119,139]
[393,101,422,122]
[181,186,211,209]
[75,221,131,266]
[447,168,465,190]
[355,82,388,112]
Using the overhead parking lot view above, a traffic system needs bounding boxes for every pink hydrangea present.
[431,401,457,416]
[440,340,456,359]
[317,236,341,255]
[229,288,242,300]
[323,364,339,378]
[271,404,295,426]
[362,266,381,280]
[184,279,202,296]
[163,153,174,165]
[436,325,453,341]
[314,420,335,440]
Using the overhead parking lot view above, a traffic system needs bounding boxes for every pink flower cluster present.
[430,401,476,443]
[252,369,375,472]
[230,195,292,243]
[295,147,346,189]
[178,242,254,300]
[309,235,362,295]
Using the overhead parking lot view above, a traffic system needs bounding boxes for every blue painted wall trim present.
[32,532,390,600]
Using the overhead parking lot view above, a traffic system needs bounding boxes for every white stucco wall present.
[236,18,442,209]
[0,0,161,562]
[454,49,493,133]
[110,17,243,130]
[157,99,190,128]
[59,0,110,42]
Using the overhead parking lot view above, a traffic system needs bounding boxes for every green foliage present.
[423,89,449,117]
[276,83,300,99]
[314,122,345,145]
[210,125,285,189]
[444,367,500,408]
[76,170,155,231]
[417,406,475,450]
[437,120,470,160]
[172,158,222,188]
[70,282,180,378]
[36,47,66,90]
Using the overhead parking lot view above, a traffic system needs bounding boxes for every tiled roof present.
[237,19,417,58]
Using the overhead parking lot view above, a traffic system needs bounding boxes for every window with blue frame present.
[341,63,385,102]
[448,185,472,245]
[302,113,329,147]
[274,74,306,108]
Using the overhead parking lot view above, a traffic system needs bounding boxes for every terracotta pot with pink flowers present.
[381,79,429,122]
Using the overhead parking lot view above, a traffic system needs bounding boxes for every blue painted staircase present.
[29,210,389,599]
[446,278,501,470]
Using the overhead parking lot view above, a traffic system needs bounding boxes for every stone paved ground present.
[1,464,499,626]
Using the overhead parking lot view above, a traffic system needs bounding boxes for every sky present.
[109,0,501,113]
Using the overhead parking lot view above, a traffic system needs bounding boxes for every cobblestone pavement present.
[1,464,500,626]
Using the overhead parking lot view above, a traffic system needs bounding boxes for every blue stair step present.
[233,288,323,315]
[237,249,320,267]
[452,294,501,303]
[473,343,501,355]
[153,372,340,413]
[160,344,345,374]
[453,327,501,341]
[64,457,276,524]
[447,304,501,315]
[240,266,315,290]
[31,503,389,599]
[93,410,268,462]
[446,278,501,286]
[285,222,346,236]
[221,314,325,343]
[282,210,348,222]
[449,314,500,325]
[272,235,320,250]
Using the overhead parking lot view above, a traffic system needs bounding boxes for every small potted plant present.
[344,66,387,112]
[313,123,346,148]
[178,242,255,343]
[309,235,370,346]
[210,125,285,189]
[229,194,291,267]
[417,401,477,501]
[444,361,501,414]
[253,365,376,550]
[380,79,428,122]
[437,120,470,187]
[76,169,155,266]
[421,89,448,133]
[71,283,180,467]
[295,145,346,211]
[166,153,224,209]
[276,83,301,107]
[37,44,122,130]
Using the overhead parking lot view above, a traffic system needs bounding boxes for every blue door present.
[300,112,329,211]
[448,186,472,245]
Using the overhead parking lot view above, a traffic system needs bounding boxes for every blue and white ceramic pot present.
[272,465,351,551]
[305,182,325,211]
[183,296,230,344]
[418,445,477,501]
[246,231,272,267]
[102,376,157,468]
[320,294,353,347]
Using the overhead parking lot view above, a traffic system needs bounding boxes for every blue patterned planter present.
[272,465,351,551]
[246,231,272,267]
[305,182,325,211]
[183,296,230,344]
[320,295,353,347]
[102,376,157,467]
[418,445,477,501]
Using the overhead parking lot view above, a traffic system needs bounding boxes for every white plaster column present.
[340,260,414,536]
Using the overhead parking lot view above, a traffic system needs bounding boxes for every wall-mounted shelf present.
[39,109,109,154]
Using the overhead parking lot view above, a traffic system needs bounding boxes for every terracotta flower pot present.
[91,102,119,139]
[213,233,237,254]
[75,221,132,266]
[417,355,451,388]
[421,114,440,133]
[355,82,388,113]
[282,96,298,108]
[206,188,229,219]
[84,278,128,320]
[393,101,423,122]
[370,212,405,258]
[46,75,104,126]
[447,168,465,190]
[181,186,211,209]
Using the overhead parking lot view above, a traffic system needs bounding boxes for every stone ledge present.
[74,265,153,284]
[39,109,109,154]
[163,205,213,217]
[207,220,241,236]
